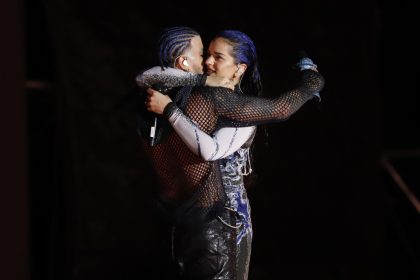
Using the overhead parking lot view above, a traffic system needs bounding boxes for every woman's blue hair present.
[157,26,199,68]
[214,30,262,97]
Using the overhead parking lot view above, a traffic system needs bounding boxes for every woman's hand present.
[145,88,173,114]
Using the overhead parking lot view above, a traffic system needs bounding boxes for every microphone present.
[149,83,170,146]
[295,51,320,101]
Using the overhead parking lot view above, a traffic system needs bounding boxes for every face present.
[205,37,238,81]
[183,35,204,74]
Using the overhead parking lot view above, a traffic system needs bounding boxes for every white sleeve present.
[168,107,256,161]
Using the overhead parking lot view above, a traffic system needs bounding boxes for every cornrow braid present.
[157,26,199,68]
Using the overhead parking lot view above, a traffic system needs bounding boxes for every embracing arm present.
[136,66,234,89]
[161,69,324,127]
[144,86,255,160]
[211,69,325,126]
[163,104,255,161]
[136,67,203,88]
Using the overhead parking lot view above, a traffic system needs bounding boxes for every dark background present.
[2,0,420,279]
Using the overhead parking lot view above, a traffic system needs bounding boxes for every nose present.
[205,56,214,67]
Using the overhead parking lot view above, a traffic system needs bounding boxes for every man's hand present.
[145,88,173,114]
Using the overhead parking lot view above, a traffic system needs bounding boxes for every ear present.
[236,63,247,77]
[176,56,190,71]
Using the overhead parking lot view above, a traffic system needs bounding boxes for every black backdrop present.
[20,0,420,279]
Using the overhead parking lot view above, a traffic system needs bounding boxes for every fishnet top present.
[139,69,324,224]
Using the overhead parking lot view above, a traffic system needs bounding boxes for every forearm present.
[136,66,204,88]
[215,69,325,126]
[164,103,256,161]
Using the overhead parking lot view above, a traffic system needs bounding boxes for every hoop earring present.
[238,74,244,94]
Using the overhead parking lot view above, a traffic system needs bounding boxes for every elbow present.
[135,67,157,88]
[314,73,325,92]
[311,71,326,92]
[201,156,214,161]
[200,153,217,161]
[303,69,325,92]
[197,140,220,161]
[135,73,147,88]
[199,147,220,161]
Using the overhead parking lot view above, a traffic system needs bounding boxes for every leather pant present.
[172,206,252,280]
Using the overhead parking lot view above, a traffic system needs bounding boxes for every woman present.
[137,29,323,280]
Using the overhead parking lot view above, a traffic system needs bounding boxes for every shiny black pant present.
[172,207,252,280]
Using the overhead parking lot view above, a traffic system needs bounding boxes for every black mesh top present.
[140,69,324,224]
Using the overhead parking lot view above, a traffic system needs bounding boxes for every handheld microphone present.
[295,51,320,101]
[149,83,170,146]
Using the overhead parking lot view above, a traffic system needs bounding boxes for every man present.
[137,26,256,280]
